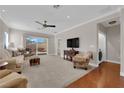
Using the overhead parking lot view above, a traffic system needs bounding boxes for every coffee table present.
[0,62,8,70]
[30,58,40,66]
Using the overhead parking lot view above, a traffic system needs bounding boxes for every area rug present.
[22,55,94,88]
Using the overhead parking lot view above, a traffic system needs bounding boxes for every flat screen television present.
[67,38,79,48]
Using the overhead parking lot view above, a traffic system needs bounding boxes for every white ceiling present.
[0,5,123,35]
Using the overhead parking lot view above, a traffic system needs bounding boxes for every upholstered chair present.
[72,51,93,70]
[5,59,22,73]
[0,53,24,73]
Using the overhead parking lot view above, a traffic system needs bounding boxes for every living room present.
[0,4,124,89]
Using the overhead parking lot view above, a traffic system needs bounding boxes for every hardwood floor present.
[67,62,124,88]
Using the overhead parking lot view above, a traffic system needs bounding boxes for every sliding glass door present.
[25,35,48,55]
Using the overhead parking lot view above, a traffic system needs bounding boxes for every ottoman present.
[29,57,40,66]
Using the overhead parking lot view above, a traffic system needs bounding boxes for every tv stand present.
[64,49,79,61]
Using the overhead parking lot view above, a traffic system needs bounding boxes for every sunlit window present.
[25,36,48,55]
[4,32,9,49]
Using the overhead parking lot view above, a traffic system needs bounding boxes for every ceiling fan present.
[35,20,56,28]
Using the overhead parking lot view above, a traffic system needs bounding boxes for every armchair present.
[5,58,22,73]
[72,51,93,70]
[0,48,23,73]
[0,55,24,73]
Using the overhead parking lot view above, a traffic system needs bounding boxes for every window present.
[4,32,9,49]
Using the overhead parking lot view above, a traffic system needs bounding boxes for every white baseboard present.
[106,60,120,64]
[120,72,124,76]
[89,63,98,67]
[48,54,56,56]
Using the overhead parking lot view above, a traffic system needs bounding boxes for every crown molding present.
[0,8,122,36]
[55,9,121,36]
[0,15,11,28]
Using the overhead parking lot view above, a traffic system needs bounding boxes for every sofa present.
[0,69,28,88]
[0,48,22,73]
[72,51,93,70]
[0,69,12,79]
[0,55,24,73]
[5,58,22,73]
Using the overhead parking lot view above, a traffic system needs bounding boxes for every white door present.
[57,39,62,56]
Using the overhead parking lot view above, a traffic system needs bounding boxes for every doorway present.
[97,17,120,64]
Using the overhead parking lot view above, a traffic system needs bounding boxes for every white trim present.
[55,9,121,35]
[106,60,120,64]
[0,7,121,36]
[120,8,124,77]
[47,54,56,56]
[46,38,48,55]
[56,38,62,56]
[0,14,11,28]
[120,72,124,76]
[89,63,98,67]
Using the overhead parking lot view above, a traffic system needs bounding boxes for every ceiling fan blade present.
[35,21,43,25]
[35,20,56,28]
[45,25,56,27]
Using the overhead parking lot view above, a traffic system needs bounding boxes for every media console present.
[64,49,79,61]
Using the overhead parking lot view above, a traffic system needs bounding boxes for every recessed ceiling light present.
[31,17,34,19]
[67,16,70,19]
[1,9,5,12]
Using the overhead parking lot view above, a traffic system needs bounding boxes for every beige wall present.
[9,28,56,55]
[48,35,56,55]
[0,19,3,48]
[0,18,10,48]
[56,21,98,65]
[106,25,120,62]
[0,18,10,58]
[9,28,24,48]
[97,24,120,63]
[55,11,120,66]
[0,18,56,55]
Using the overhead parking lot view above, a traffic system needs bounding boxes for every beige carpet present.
[22,55,94,88]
